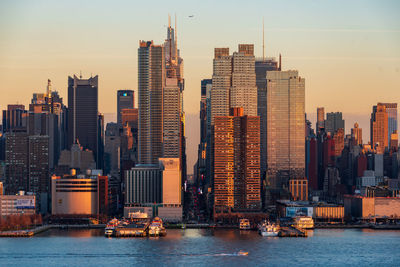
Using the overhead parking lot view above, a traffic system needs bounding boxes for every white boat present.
[258,220,279,237]
[149,217,166,237]
[104,218,119,237]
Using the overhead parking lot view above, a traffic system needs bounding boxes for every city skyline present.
[1,0,399,172]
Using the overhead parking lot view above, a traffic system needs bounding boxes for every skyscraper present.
[5,131,28,194]
[378,103,397,147]
[2,105,27,133]
[117,90,135,126]
[256,57,279,177]
[325,112,345,135]
[371,103,388,154]
[28,135,49,213]
[67,75,99,164]
[230,44,257,116]
[211,44,258,122]
[316,107,325,131]
[351,123,363,146]
[266,70,305,190]
[138,41,164,164]
[211,47,231,125]
[214,108,260,214]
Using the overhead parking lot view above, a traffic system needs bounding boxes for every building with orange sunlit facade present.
[51,170,108,215]
[289,179,308,201]
[214,108,261,215]
[371,103,388,154]
[351,122,363,146]
[333,128,344,156]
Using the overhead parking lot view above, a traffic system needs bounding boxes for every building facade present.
[371,103,388,154]
[214,108,261,214]
[117,90,135,126]
[266,70,305,190]
[67,75,99,165]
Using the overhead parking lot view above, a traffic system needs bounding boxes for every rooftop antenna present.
[262,17,265,61]
[175,13,178,60]
[279,54,282,71]
[168,14,171,28]
[80,70,82,79]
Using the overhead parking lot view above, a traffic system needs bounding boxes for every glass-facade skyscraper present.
[266,70,305,191]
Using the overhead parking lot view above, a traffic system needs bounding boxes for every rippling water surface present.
[0,228,399,266]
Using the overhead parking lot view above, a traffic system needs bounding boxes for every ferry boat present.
[258,220,279,237]
[104,218,119,237]
[239,218,251,230]
[293,216,314,229]
[148,217,167,237]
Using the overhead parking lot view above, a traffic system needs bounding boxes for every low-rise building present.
[51,170,108,215]
[0,191,35,216]
[344,195,400,220]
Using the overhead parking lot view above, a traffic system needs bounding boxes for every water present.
[0,228,399,266]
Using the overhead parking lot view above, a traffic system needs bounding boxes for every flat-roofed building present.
[0,192,35,216]
[51,171,108,215]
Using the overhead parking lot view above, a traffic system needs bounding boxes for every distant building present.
[256,57,279,177]
[117,90,134,126]
[214,108,261,214]
[351,123,363,146]
[0,192,35,216]
[56,143,96,175]
[67,75,99,166]
[316,107,325,131]
[289,179,308,201]
[211,45,257,125]
[266,70,305,191]
[104,123,120,176]
[379,103,398,147]
[138,41,164,165]
[371,103,388,154]
[325,112,344,135]
[28,135,49,213]
[125,164,162,205]
[2,104,27,133]
[333,128,344,156]
[5,131,29,194]
[160,158,181,205]
[51,171,108,215]
[121,108,138,129]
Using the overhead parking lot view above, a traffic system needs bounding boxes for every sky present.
[0,0,399,173]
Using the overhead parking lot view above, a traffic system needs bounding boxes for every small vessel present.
[238,250,249,256]
[258,220,279,237]
[104,218,119,237]
[293,216,314,229]
[148,217,166,237]
[239,218,251,230]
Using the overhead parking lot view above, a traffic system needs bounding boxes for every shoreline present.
[1,223,400,237]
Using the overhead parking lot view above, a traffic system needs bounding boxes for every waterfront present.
[0,229,399,266]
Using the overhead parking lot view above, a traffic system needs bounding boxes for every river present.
[0,228,399,266]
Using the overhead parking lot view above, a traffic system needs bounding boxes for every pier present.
[278,226,308,237]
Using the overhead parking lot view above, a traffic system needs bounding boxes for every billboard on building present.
[286,207,313,217]
[16,199,35,209]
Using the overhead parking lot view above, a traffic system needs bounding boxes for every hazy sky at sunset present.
[1,0,399,171]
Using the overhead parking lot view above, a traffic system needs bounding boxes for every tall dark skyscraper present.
[68,75,99,165]
[117,90,135,126]
[138,41,164,165]
[255,57,279,177]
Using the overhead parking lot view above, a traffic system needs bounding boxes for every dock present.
[279,226,307,237]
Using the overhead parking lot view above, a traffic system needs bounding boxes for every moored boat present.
[239,218,251,230]
[258,220,279,237]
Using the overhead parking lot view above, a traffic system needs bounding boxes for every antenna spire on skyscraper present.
[262,17,265,61]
